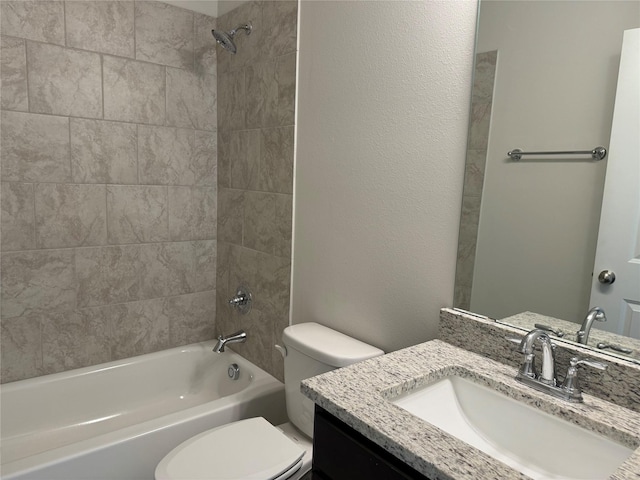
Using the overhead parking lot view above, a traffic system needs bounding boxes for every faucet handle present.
[506,336,525,353]
[561,356,607,402]
[569,356,607,371]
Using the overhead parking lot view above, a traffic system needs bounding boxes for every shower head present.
[212,23,252,54]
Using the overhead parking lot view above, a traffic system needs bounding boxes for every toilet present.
[155,322,384,480]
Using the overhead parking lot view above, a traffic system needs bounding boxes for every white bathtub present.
[0,341,287,480]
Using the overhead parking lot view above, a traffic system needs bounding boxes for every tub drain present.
[228,363,240,380]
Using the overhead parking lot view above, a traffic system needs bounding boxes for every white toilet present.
[155,322,384,480]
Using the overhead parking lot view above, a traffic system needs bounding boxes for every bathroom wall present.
[453,50,498,310]
[0,1,218,383]
[292,1,478,353]
[470,1,640,323]
[214,1,297,381]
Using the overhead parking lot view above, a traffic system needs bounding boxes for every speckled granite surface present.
[302,340,640,479]
[501,311,640,363]
[439,308,640,413]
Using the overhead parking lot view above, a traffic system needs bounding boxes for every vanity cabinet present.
[311,406,431,480]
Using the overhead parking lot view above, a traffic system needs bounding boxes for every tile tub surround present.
[301,340,640,480]
[0,1,218,383]
[439,308,640,413]
[215,0,297,382]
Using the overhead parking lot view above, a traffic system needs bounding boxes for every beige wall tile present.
[27,42,102,118]
[468,102,492,151]
[255,251,290,320]
[168,186,216,241]
[194,12,217,76]
[228,244,258,292]
[217,69,245,131]
[274,194,292,258]
[139,242,195,299]
[35,183,107,249]
[70,119,138,184]
[42,309,112,374]
[107,185,168,244]
[166,291,216,345]
[76,245,141,307]
[217,188,244,244]
[272,52,296,127]
[0,1,65,45]
[1,249,76,319]
[166,67,217,131]
[1,182,35,251]
[0,111,70,183]
[1,36,28,111]
[135,1,194,69]
[463,149,487,197]
[215,241,231,320]
[472,50,498,104]
[110,298,171,360]
[246,56,296,128]
[244,191,276,254]
[138,125,195,185]
[65,1,135,57]
[259,126,294,194]
[194,130,217,186]
[216,1,263,75]
[0,314,43,383]
[103,56,166,125]
[261,1,298,59]
[217,131,232,188]
[230,130,260,190]
[194,240,216,292]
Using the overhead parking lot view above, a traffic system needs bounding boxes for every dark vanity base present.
[311,406,431,480]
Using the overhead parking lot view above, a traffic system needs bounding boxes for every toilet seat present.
[155,417,305,480]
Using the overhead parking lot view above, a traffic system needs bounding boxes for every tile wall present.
[0,1,218,383]
[215,1,297,381]
[453,50,497,310]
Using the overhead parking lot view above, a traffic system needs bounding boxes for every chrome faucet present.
[514,328,556,385]
[212,330,247,353]
[576,307,606,345]
[509,328,607,402]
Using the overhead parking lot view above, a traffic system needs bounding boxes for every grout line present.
[133,0,137,59]
[0,107,217,133]
[100,54,105,119]
[32,182,38,249]
[62,0,67,47]
[136,124,140,184]
[24,39,31,113]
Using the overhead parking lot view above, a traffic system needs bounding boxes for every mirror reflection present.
[453,1,640,357]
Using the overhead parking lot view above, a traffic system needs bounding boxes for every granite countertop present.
[301,340,640,479]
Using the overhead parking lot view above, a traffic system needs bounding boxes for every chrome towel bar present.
[507,146,607,161]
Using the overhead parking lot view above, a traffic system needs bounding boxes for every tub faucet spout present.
[213,330,247,353]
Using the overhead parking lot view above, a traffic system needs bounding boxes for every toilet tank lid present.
[283,322,384,367]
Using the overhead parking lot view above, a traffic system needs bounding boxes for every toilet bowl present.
[155,323,383,480]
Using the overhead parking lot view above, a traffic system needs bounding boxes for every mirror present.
[453,1,640,359]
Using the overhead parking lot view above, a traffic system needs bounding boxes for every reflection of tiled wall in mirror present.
[453,50,497,310]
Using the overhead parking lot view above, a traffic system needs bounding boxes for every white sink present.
[391,375,633,480]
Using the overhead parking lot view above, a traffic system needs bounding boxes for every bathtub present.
[0,340,287,480]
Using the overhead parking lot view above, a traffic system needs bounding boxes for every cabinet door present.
[312,407,431,480]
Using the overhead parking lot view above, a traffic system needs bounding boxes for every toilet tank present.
[281,322,384,438]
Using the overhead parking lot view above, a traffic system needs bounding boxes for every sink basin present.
[391,375,633,480]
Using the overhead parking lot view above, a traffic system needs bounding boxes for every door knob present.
[598,270,616,284]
